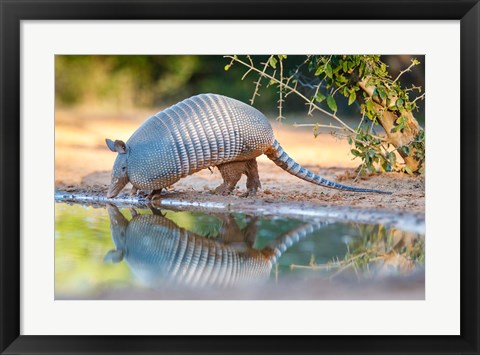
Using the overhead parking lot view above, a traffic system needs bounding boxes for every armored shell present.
[126,94,274,190]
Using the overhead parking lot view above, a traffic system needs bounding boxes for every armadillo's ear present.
[114,140,127,154]
[104,249,124,263]
[105,138,116,152]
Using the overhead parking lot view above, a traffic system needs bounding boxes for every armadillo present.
[106,93,390,198]
[104,204,330,288]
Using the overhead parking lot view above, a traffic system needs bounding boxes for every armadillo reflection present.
[105,204,330,288]
[106,93,390,198]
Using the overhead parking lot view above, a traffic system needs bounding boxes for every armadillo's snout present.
[107,176,129,198]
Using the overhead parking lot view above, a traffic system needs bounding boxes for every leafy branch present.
[225,55,425,175]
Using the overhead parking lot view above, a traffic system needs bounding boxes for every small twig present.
[333,132,381,147]
[356,111,366,132]
[251,55,271,105]
[277,57,285,120]
[354,163,365,182]
[332,83,347,96]
[405,85,422,92]
[411,93,425,105]
[241,68,253,81]
[330,251,368,279]
[293,123,346,131]
[308,83,321,116]
[290,263,333,270]
[226,55,357,135]
[393,60,418,84]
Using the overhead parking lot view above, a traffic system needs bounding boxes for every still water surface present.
[55,203,425,299]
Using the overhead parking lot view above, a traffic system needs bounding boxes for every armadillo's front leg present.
[129,207,138,217]
[214,161,246,195]
[130,186,138,196]
[147,189,163,200]
[130,186,148,198]
[242,159,261,197]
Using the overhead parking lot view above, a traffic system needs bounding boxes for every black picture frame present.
[1,0,479,354]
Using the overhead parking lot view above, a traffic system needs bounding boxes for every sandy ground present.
[55,109,425,215]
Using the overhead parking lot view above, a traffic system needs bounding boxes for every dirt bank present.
[57,163,424,212]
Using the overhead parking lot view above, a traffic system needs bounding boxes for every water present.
[55,203,425,300]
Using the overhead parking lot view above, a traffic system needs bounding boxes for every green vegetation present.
[225,55,425,174]
[291,224,425,279]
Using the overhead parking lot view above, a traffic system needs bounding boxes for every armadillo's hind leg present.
[214,161,246,195]
[242,159,261,197]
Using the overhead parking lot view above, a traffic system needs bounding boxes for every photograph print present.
[54,55,425,300]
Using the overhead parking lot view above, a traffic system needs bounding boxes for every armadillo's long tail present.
[266,221,331,265]
[265,140,392,194]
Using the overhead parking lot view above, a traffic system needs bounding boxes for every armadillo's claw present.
[129,207,138,217]
[147,189,163,200]
[240,188,257,198]
[148,204,166,217]
[213,184,234,196]
[135,190,148,198]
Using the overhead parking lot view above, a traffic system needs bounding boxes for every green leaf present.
[224,64,230,71]
[336,75,348,84]
[327,95,337,112]
[396,98,404,109]
[343,61,348,72]
[391,124,403,133]
[325,64,333,78]
[348,91,356,105]
[381,160,389,172]
[396,115,408,127]
[314,66,324,76]
[359,62,365,76]
[351,149,362,157]
[366,99,374,112]
[378,87,387,100]
[387,152,397,166]
[269,56,277,69]
[315,92,326,103]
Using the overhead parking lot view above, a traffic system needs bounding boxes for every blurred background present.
[55,55,424,118]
